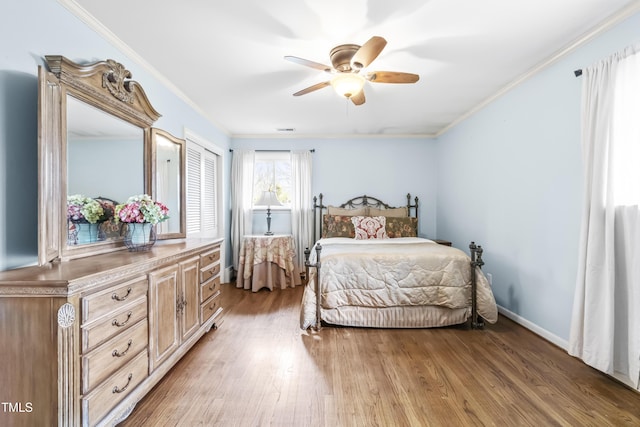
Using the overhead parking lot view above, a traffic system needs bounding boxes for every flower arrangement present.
[67,195,104,224]
[115,194,169,224]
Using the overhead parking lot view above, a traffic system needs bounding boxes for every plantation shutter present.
[186,144,202,234]
[185,140,220,238]
[203,152,217,234]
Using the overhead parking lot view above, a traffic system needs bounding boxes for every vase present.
[73,222,99,245]
[124,223,156,252]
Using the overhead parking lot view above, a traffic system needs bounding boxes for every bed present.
[300,194,497,330]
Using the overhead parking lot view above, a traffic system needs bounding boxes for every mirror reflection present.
[154,133,182,236]
[66,95,144,246]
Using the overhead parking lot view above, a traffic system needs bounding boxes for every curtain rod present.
[574,69,583,77]
[229,149,315,153]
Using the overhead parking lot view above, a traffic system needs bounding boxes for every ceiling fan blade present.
[351,36,387,70]
[293,81,331,96]
[350,90,366,106]
[284,56,332,72]
[367,71,420,84]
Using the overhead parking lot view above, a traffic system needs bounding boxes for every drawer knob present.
[112,373,133,394]
[112,339,133,358]
[111,287,132,302]
[112,311,132,327]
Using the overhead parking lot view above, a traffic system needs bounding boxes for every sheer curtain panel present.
[290,150,313,271]
[230,150,255,270]
[569,44,640,389]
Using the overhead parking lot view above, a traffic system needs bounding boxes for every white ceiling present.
[67,0,640,138]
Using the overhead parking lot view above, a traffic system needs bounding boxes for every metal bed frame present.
[304,193,485,330]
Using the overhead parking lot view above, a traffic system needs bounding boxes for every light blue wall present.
[0,0,230,271]
[436,11,640,342]
[231,137,439,239]
[3,0,640,345]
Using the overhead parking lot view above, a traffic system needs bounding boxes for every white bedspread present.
[301,237,498,329]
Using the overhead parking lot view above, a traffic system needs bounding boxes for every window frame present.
[252,151,292,210]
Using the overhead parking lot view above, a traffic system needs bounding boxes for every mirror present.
[38,56,161,263]
[67,96,145,245]
[150,128,185,239]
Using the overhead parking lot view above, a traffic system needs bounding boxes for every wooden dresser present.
[0,238,223,427]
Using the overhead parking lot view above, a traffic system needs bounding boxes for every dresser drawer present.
[82,349,149,427]
[82,297,148,352]
[200,262,220,283]
[200,247,220,268]
[82,319,148,394]
[201,295,223,325]
[82,276,148,324]
[200,276,221,303]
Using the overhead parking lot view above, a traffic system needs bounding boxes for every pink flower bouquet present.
[115,194,169,224]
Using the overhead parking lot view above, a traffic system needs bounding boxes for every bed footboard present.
[305,241,486,330]
[469,241,485,330]
[304,244,323,331]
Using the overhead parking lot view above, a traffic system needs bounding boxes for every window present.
[186,134,222,238]
[611,51,640,206]
[570,45,640,389]
[253,152,291,208]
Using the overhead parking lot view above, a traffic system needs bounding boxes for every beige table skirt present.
[237,260,301,292]
[236,234,301,292]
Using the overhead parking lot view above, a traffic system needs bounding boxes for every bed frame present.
[304,193,486,331]
[310,193,418,242]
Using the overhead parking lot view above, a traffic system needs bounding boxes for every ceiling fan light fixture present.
[330,73,365,98]
[287,36,417,106]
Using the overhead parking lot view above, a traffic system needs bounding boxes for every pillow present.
[351,216,388,240]
[368,206,408,218]
[322,215,356,238]
[385,217,418,238]
[327,205,367,216]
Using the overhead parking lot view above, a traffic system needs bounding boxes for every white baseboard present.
[223,266,234,283]
[497,305,568,351]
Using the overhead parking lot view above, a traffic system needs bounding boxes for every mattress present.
[300,237,498,329]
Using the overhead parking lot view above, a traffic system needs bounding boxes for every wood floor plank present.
[121,283,640,427]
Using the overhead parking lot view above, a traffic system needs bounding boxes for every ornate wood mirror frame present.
[38,56,161,264]
[149,128,186,239]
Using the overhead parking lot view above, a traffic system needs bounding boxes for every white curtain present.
[569,44,640,389]
[290,150,313,270]
[230,149,255,270]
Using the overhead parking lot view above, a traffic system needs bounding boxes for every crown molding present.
[59,0,640,141]
[230,132,437,140]
[435,1,640,137]
[58,0,231,137]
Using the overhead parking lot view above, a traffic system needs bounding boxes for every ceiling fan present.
[285,36,419,106]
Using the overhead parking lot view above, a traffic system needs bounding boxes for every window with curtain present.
[569,43,640,390]
[231,149,312,271]
[252,152,292,208]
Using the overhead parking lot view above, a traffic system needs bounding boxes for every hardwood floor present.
[121,283,640,427]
